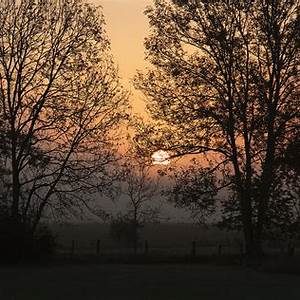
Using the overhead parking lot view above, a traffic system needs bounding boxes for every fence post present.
[144,240,149,255]
[239,242,244,264]
[218,244,222,257]
[71,240,75,259]
[96,240,101,255]
[191,241,196,257]
[239,242,244,256]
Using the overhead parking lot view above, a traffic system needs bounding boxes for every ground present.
[0,264,299,300]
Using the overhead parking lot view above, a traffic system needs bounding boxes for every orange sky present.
[86,1,196,222]
[93,0,153,114]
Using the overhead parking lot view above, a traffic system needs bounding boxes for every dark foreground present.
[0,264,299,300]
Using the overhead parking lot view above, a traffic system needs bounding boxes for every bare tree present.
[134,0,300,258]
[111,151,161,255]
[0,0,128,236]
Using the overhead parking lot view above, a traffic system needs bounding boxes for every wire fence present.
[55,239,300,260]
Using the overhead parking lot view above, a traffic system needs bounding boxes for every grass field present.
[1,264,300,300]
[51,222,243,256]
[51,222,299,258]
[3,222,295,300]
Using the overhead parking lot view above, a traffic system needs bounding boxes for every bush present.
[109,214,142,248]
[0,214,56,263]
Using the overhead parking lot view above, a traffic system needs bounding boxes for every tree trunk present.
[11,143,20,220]
[133,210,138,256]
[287,240,295,257]
[255,145,275,260]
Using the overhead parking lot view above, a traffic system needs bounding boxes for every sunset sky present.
[95,0,152,113]
[86,0,191,221]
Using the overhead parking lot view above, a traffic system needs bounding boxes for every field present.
[1,223,300,299]
[51,222,244,257]
[51,222,298,258]
[1,264,300,300]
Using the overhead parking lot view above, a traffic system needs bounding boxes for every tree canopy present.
[135,0,300,257]
[0,0,128,233]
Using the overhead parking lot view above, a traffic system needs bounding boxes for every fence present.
[55,238,300,262]
[56,240,283,257]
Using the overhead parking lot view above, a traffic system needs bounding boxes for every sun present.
[151,150,170,165]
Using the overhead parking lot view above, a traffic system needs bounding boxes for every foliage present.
[0,212,56,262]
[284,139,300,174]
[109,213,143,246]
[134,0,300,256]
[0,0,129,237]
[266,168,300,243]
[163,159,218,224]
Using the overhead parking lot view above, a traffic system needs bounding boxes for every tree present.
[134,0,300,258]
[111,151,161,255]
[284,138,300,174]
[0,0,128,243]
[164,159,218,224]
[265,166,300,256]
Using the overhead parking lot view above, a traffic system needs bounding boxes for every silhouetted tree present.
[284,138,300,174]
[164,159,218,224]
[109,213,143,251]
[265,166,300,255]
[0,0,128,257]
[134,0,300,258]
[111,151,161,255]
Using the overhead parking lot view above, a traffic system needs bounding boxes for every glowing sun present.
[151,150,170,165]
